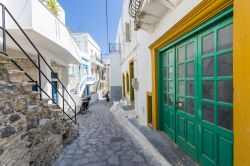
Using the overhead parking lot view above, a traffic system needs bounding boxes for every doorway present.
[159,15,233,166]
[129,60,134,103]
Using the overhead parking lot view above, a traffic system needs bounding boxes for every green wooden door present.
[161,48,176,140]
[159,13,233,166]
[176,37,198,160]
[198,17,233,166]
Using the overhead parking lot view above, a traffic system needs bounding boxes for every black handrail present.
[0,3,77,124]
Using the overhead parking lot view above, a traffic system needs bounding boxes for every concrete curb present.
[110,103,171,166]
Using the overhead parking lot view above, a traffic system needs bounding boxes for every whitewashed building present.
[72,33,106,102]
[0,0,82,116]
[109,0,249,165]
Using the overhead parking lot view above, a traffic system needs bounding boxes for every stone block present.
[8,70,25,83]
[26,117,39,131]
[0,126,16,138]
[9,114,21,123]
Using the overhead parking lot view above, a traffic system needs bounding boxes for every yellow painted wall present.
[234,1,250,165]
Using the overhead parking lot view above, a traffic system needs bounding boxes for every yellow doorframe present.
[126,71,129,98]
[146,91,152,127]
[149,0,250,165]
[129,59,135,103]
[149,0,233,130]
[122,73,125,97]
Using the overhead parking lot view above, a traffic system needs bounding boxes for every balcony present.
[86,75,97,85]
[90,56,104,67]
[129,0,182,33]
[1,0,81,64]
[109,43,121,54]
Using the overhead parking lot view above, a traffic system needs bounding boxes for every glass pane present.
[202,102,214,123]
[203,81,214,100]
[178,81,184,96]
[168,52,174,65]
[187,98,194,115]
[163,54,168,66]
[164,80,167,91]
[164,94,168,105]
[186,42,194,60]
[218,80,233,103]
[178,47,185,62]
[168,67,173,79]
[178,64,184,78]
[187,62,194,78]
[163,68,167,78]
[178,98,184,111]
[168,81,174,93]
[186,80,194,97]
[203,57,214,77]
[218,24,233,51]
[218,53,233,76]
[202,33,214,55]
[218,106,233,130]
[168,95,174,106]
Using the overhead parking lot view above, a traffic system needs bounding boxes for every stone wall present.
[5,57,38,83]
[0,62,78,165]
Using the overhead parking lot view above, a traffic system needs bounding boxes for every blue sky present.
[58,0,124,59]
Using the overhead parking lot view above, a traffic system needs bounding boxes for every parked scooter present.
[105,91,110,102]
[80,96,91,114]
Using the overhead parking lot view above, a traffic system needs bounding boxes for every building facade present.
[72,33,106,102]
[110,0,250,165]
[0,0,82,115]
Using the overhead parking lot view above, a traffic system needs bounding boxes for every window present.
[69,65,75,76]
[125,22,131,42]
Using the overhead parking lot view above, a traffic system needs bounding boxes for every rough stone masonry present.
[0,58,78,166]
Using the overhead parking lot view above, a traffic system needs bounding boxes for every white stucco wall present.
[0,0,81,64]
[110,53,122,86]
[114,0,202,125]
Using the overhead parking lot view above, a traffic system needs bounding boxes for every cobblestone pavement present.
[53,100,161,166]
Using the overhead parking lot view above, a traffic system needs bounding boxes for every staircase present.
[0,3,77,124]
[0,55,79,165]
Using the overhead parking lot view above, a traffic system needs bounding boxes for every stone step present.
[28,105,39,110]
[44,103,57,107]
[27,105,40,115]
[0,54,11,64]
[22,81,37,92]
[54,108,62,111]
[7,70,26,83]
[53,108,63,116]
[36,98,51,104]
[43,103,58,110]
[29,91,41,100]
[0,80,11,86]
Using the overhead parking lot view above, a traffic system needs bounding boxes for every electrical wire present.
[105,0,109,60]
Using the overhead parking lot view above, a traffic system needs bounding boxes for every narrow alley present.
[53,101,161,166]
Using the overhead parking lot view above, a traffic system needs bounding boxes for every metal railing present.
[109,43,121,54]
[129,0,144,19]
[0,3,77,124]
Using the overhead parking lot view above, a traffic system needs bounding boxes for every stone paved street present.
[53,100,161,166]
